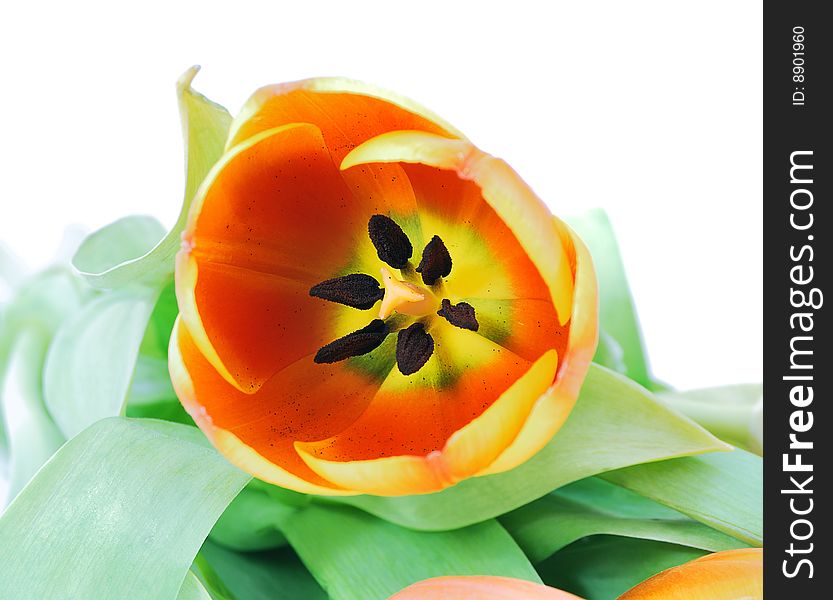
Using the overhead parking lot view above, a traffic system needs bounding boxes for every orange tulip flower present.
[390,576,584,599]
[618,548,763,599]
[169,78,598,495]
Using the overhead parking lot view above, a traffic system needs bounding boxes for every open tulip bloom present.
[170,77,598,496]
[0,69,762,600]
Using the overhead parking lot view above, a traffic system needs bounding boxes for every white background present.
[0,1,762,390]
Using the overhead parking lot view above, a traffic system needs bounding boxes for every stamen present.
[416,235,452,285]
[396,323,435,375]
[437,299,479,331]
[309,273,384,310]
[368,214,413,269]
[314,319,388,364]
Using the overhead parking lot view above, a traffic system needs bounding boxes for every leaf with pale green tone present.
[0,308,6,461]
[177,571,215,600]
[44,287,160,438]
[0,267,89,345]
[209,485,292,552]
[72,215,166,287]
[539,536,707,600]
[657,384,763,455]
[282,503,540,600]
[0,268,87,498]
[125,281,193,424]
[0,418,250,600]
[199,540,326,600]
[602,449,762,546]
[192,554,235,600]
[592,330,627,376]
[140,279,180,359]
[336,364,725,531]
[72,66,232,289]
[127,354,178,407]
[2,330,64,500]
[568,209,651,386]
[501,477,746,564]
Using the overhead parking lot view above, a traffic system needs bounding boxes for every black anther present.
[395,323,434,375]
[314,319,388,364]
[368,214,413,269]
[416,235,452,285]
[437,299,479,332]
[309,274,384,310]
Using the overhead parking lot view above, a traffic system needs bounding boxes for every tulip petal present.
[402,162,562,304]
[390,576,584,600]
[341,130,574,325]
[179,122,387,392]
[169,318,362,496]
[482,220,597,475]
[227,78,465,160]
[296,345,558,495]
[618,548,763,599]
[442,349,558,479]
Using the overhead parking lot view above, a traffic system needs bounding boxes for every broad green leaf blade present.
[1,330,64,499]
[592,331,627,376]
[0,268,87,499]
[338,365,725,530]
[539,536,707,600]
[657,384,763,455]
[567,210,651,385]
[44,288,159,438]
[282,504,540,600]
[127,354,178,407]
[72,67,232,289]
[0,307,6,461]
[199,540,326,600]
[602,449,762,546]
[177,571,214,600]
[209,486,292,552]
[0,418,250,600]
[501,478,745,563]
[191,554,235,600]
[125,282,192,425]
[140,280,179,359]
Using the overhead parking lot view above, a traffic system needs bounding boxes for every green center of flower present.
[309,215,480,375]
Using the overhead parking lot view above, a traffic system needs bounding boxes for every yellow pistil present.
[378,266,436,319]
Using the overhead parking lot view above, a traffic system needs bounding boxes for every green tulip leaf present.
[592,329,627,376]
[602,448,763,546]
[209,485,293,552]
[281,503,540,600]
[568,209,651,386]
[501,477,746,564]
[124,282,194,425]
[198,540,326,600]
[0,418,250,600]
[44,288,159,438]
[72,66,232,289]
[71,215,167,287]
[337,364,726,530]
[2,330,64,500]
[539,536,708,600]
[0,268,87,499]
[177,572,214,600]
[127,354,178,407]
[140,280,180,359]
[657,384,763,454]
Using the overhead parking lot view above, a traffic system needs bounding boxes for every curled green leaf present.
[72,67,232,289]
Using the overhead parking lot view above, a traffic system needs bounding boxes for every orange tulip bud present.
[170,78,598,495]
[618,548,763,599]
[390,576,585,599]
